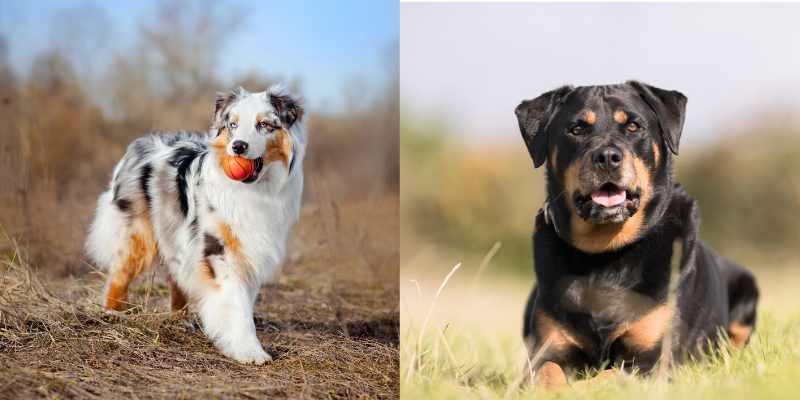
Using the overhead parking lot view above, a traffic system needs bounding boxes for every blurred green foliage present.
[401,116,800,275]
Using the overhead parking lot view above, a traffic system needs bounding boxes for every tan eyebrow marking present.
[614,110,628,124]
[584,110,597,125]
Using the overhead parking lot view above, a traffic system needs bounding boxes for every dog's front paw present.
[221,341,273,365]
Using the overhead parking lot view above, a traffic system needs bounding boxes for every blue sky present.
[0,0,398,113]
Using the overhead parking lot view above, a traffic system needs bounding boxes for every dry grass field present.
[1,197,398,399]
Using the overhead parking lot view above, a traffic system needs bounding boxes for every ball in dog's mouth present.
[222,156,263,183]
[574,183,642,223]
[241,158,263,183]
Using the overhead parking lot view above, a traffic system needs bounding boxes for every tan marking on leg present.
[566,155,653,253]
[584,110,597,125]
[610,304,674,351]
[104,282,129,310]
[168,275,189,312]
[264,128,293,168]
[104,217,157,310]
[219,222,256,282]
[536,361,568,391]
[614,110,628,124]
[728,321,752,349]
[536,310,592,353]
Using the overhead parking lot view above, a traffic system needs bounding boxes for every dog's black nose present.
[231,140,248,155]
[592,146,623,170]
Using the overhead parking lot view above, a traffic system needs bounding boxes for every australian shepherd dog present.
[86,86,305,364]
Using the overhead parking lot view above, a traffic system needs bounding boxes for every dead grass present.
[0,198,399,399]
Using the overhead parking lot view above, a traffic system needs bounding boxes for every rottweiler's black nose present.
[231,140,248,155]
[592,146,623,171]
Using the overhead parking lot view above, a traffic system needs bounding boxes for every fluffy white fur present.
[86,86,305,364]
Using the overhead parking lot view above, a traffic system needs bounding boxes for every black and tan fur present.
[516,81,759,389]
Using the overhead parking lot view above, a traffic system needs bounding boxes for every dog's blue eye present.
[229,122,238,129]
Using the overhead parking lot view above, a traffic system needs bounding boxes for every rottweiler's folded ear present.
[627,81,687,156]
[515,85,573,168]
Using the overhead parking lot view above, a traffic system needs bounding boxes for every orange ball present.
[222,156,256,181]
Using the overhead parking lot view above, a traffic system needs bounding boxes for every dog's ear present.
[213,90,238,131]
[627,81,687,155]
[269,89,304,128]
[515,85,573,168]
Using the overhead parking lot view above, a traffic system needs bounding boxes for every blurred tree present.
[106,0,243,133]
[49,2,112,82]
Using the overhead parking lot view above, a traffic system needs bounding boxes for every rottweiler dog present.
[515,81,759,388]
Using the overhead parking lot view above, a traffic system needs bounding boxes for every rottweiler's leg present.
[525,306,592,391]
[720,261,759,348]
[536,361,568,390]
[524,213,592,390]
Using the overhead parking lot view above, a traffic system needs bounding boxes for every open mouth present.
[573,183,642,222]
[241,157,264,184]
[591,182,629,208]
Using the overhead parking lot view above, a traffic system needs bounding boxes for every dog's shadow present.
[254,316,399,346]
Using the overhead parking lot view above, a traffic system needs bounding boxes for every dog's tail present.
[85,190,130,270]
[721,261,759,348]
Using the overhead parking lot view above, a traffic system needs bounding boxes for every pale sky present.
[401,3,800,147]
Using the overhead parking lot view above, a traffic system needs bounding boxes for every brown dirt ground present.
[0,197,399,399]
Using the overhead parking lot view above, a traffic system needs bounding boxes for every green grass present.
[402,313,800,399]
[400,262,800,400]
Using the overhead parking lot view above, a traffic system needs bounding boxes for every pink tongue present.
[591,188,626,207]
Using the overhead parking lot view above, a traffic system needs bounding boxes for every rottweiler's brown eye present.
[626,122,640,133]
[570,125,586,135]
